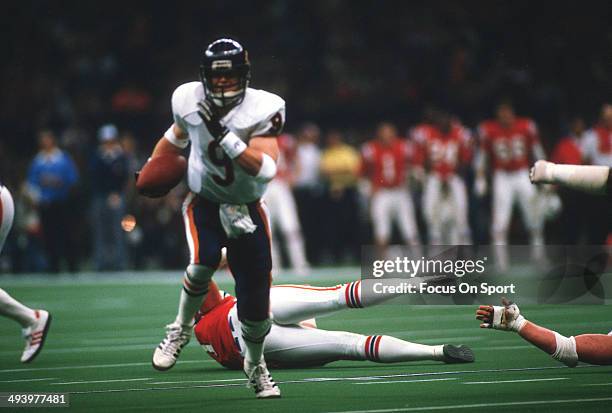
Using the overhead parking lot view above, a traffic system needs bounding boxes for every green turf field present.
[1,270,611,412]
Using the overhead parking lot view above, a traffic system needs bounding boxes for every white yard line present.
[0,359,213,374]
[582,382,612,386]
[150,378,246,385]
[326,397,612,413]
[51,378,152,385]
[0,377,58,383]
[354,378,457,385]
[462,377,568,385]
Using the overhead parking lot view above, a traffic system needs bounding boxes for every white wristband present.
[219,131,247,159]
[164,125,189,149]
[255,153,277,183]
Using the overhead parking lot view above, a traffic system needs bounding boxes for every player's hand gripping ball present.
[135,154,187,198]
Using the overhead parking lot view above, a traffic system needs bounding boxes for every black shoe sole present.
[442,344,475,363]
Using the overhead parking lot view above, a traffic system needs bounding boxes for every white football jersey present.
[171,82,285,203]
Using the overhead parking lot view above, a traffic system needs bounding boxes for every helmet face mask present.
[200,38,251,109]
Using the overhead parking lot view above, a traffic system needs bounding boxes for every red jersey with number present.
[478,118,540,171]
[361,138,411,190]
[193,296,242,370]
[412,123,472,180]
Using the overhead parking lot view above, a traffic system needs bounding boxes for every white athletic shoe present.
[21,310,52,363]
[244,359,281,399]
[152,322,191,371]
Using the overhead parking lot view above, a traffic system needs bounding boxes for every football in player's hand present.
[136,154,187,198]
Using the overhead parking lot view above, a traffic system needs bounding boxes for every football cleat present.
[152,322,191,371]
[244,359,281,399]
[441,344,474,364]
[21,310,52,363]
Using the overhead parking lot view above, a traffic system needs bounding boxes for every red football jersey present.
[412,123,472,179]
[478,118,540,171]
[361,138,411,190]
[592,126,612,155]
[551,137,582,165]
[193,296,243,370]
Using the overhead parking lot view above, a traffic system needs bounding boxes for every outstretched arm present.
[530,160,611,195]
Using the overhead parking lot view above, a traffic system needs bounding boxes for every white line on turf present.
[51,378,152,385]
[354,378,457,385]
[324,397,612,413]
[0,377,58,383]
[54,365,607,395]
[0,359,214,374]
[582,382,612,386]
[462,377,568,385]
[150,378,246,385]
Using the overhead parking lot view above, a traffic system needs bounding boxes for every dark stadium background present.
[1,1,611,272]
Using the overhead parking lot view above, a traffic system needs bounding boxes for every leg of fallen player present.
[262,323,474,368]
[476,298,612,366]
[269,279,409,326]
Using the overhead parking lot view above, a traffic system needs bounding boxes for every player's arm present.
[151,124,188,157]
[530,161,611,195]
[476,298,612,366]
[233,136,279,178]
[198,98,279,182]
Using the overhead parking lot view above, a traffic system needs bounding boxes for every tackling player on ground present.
[195,277,474,370]
[146,38,284,398]
[0,184,52,363]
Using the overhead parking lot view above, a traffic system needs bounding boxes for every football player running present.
[0,184,52,363]
[195,279,474,370]
[477,298,612,366]
[147,38,284,398]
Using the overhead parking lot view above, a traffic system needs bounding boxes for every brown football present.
[136,154,187,198]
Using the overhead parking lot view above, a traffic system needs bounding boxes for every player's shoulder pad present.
[171,81,204,125]
[241,88,286,137]
[244,88,285,119]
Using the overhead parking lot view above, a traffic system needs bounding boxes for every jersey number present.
[208,141,235,186]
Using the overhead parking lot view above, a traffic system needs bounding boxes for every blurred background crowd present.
[1,1,611,273]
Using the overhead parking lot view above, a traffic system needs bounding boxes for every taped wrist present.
[241,318,272,344]
[552,332,578,367]
[164,125,189,149]
[183,264,215,297]
[219,131,247,159]
[255,153,277,183]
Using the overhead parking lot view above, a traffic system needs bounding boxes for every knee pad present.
[183,264,215,296]
[241,318,272,343]
[552,332,578,367]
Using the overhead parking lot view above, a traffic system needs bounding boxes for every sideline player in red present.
[477,298,612,366]
[0,184,52,363]
[195,277,474,370]
[361,122,421,255]
[475,101,546,269]
[412,111,473,245]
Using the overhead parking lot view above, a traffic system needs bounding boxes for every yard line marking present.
[582,382,612,386]
[55,365,607,395]
[0,377,58,383]
[0,359,214,373]
[463,377,568,385]
[0,344,155,356]
[51,378,152,385]
[324,397,612,413]
[355,378,457,385]
[150,378,246,385]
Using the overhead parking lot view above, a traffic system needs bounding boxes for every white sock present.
[361,335,442,362]
[0,289,37,328]
[241,318,271,366]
